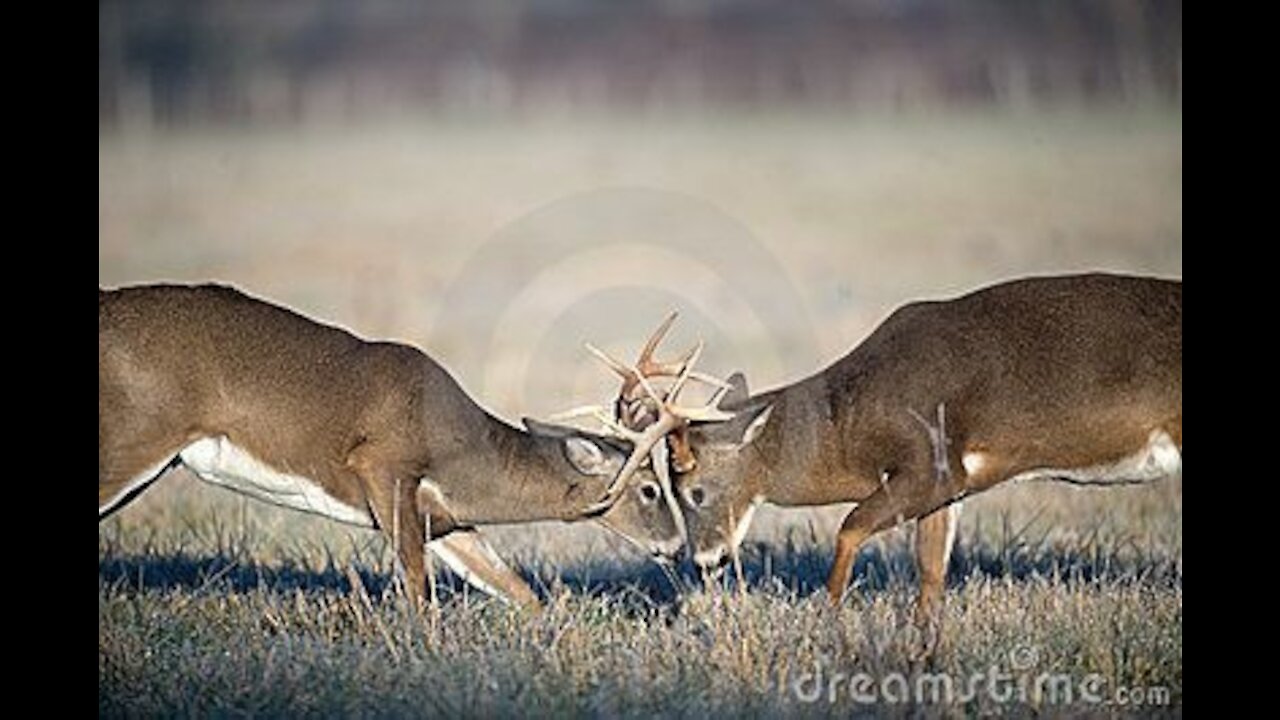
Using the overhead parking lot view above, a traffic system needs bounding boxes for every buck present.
[98,283,688,608]
[588,273,1182,616]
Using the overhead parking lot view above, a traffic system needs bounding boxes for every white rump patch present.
[178,436,372,527]
[1007,429,1182,486]
[99,456,174,517]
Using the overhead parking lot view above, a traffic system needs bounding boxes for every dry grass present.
[99,476,1181,717]
[99,108,1181,716]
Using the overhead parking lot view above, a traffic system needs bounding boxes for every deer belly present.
[992,429,1182,486]
[179,437,373,527]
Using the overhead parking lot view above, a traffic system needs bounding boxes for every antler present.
[576,313,734,512]
[548,404,642,441]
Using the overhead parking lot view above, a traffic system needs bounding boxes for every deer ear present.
[697,402,773,449]
[562,436,620,476]
[523,417,572,438]
[722,371,751,407]
[737,404,772,446]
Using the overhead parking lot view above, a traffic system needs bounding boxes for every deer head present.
[558,312,743,563]
[574,314,782,573]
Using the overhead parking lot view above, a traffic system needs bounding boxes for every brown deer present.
[589,273,1182,617]
[98,283,686,608]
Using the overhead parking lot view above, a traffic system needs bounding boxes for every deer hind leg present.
[915,502,960,616]
[429,530,542,610]
[914,501,962,638]
[99,453,178,520]
[98,420,187,520]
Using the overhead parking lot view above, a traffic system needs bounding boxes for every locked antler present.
[584,312,731,430]
[567,312,733,514]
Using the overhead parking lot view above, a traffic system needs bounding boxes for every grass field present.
[99,475,1182,716]
[99,108,1182,716]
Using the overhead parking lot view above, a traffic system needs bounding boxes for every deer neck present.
[747,367,878,507]
[422,412,603,526]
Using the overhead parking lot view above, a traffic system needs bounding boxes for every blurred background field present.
[100,1,1181,715]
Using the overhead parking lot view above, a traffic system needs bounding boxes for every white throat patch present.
[729,494,766,552]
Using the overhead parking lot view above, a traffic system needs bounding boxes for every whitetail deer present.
[589,273,1182,616]
[98,283,684,608]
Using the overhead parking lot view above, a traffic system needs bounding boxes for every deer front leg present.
[415,475,542,610]
[828,471,964,604]
[347,443,429,606]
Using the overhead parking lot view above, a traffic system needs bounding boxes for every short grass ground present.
[99,470,1181,717]
[99,107,1182,716]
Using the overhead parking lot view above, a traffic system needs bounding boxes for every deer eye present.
[638,483,660,504]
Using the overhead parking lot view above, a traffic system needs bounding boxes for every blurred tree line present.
[99,0,1181,126]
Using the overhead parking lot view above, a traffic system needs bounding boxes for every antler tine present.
[706,383,731,408]
[629,340,700,385]
[583,325,696,515]
[662,342,739,422]
[597,416,644,441]
[610,319,739,426]
[671,341,699,369]
[630,368,731,389]
[548,404,611,422]
[669,404,737,422]
[584,342,636,382]
[666,357,738,423]
[632,367,667,407]
[587,312,683,410]
[688,371,733,390]
[548,404,642,441]
[575,312,749,516]
[666,339,704,404]
[580,409,683,516]
[635,311,679,372]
